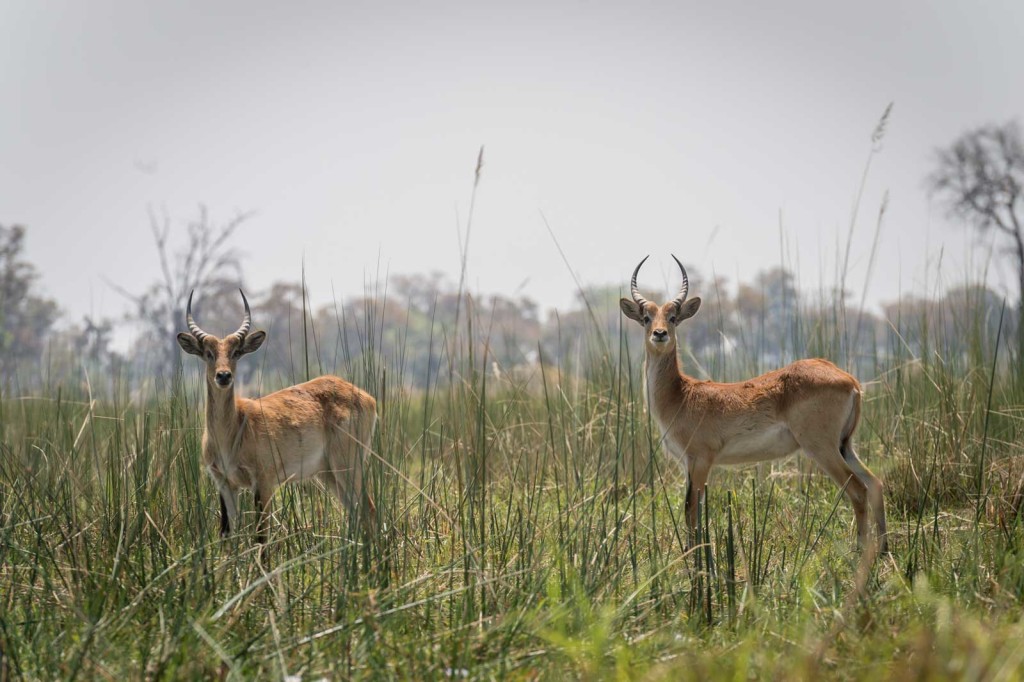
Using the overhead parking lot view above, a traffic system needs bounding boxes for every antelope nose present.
[652,329,668,341]
[215,371,232,386]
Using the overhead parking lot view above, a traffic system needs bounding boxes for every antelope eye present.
[204,349,214,360]
[669,316,677,324]
[642,315,651,324]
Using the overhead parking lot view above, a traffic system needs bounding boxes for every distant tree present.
[389,272,545,384]
[684,271,737,373]
[45,315,124,395]
[253,281,308,386]
[77,316,117,367]
[539,285,620,374]
[734,267,800,367]
[391,271,452,317]
[929,121,1024,331]
[479,292,541,371]
[0,225,59,386]
[880,284,1015,367]
[110,206,250,389]
[943,284,1014,359]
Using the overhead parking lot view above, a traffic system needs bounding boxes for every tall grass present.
[2,259,1023,679]
[3,144,1024,677]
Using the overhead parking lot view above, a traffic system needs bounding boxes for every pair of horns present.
[186,289,252,342]
[630,254,689,309]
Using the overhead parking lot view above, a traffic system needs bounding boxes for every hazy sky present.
[2,0,1023,332]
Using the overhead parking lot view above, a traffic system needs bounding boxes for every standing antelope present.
[177,290,377,550]
[620,256,887,552]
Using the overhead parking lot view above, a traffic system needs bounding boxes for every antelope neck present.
[206,381,242,454]
[644,346,691,401]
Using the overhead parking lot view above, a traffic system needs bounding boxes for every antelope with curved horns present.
[177,289,378,551]
[620,256,887,552]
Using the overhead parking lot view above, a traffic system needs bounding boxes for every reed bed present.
[2,276,1023,680]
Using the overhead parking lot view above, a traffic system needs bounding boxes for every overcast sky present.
[2,0,1022,333]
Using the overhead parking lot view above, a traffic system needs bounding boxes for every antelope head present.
[177,289,267,390]
[619,255,702,356]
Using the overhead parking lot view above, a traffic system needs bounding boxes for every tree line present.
[3,119,1023,395]
[1,220,1015,398]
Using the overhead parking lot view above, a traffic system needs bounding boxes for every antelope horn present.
[630,255,650,307]
[186,290,209,342]
[232,289,252,339]
[669,254,690,309]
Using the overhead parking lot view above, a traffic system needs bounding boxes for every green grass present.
[2,284,1024,681]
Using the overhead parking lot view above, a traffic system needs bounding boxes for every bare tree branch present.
[108,206,251,386]
[930,120,1024,328]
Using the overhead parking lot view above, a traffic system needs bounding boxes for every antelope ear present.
[620,298,644,323]
[677,297,701,321]
[177,333,204,357]
[240,330,266,355]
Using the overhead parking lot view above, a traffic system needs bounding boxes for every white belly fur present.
[716,422,800,465]
[279,435,328,482]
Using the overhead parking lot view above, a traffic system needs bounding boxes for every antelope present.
[620,256,887,552]
[177,290,378,551]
